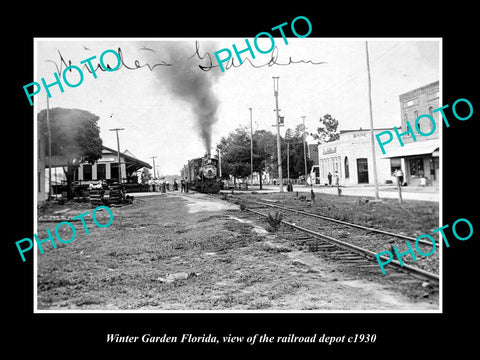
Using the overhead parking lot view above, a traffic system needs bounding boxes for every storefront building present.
[381,139,439,187]
[316,128,397,186]
[382,81,440,187]
[315,81,440,188]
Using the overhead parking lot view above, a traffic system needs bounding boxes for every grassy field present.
[36,193,438,311]
[235,191,440,238]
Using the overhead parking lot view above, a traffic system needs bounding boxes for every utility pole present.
[46,95,52,200]
[273,77,283,192]
[286,141,290,183]
[249,107,253,188]
[365,41,380,200]
[217,148,222,178]
[301,115,308,185]
[150,156,157,178]
[109,128,125,184]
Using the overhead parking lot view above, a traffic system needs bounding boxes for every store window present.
[414,110,420,132]
[409,157,424,177]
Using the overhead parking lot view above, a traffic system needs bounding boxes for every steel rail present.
[251,200,437,247]
[246,208,439,282]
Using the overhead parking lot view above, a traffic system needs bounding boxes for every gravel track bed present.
[223,191,440,277]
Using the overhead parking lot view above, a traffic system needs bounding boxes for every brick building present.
[383,81,440,187]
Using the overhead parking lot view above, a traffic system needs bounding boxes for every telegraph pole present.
[273,77,283,192]
[109,128,124,184]
[365,41,380,200]
[301,115,308,184]
[249,107,253,188]
[286,141,290,183]
[150,156,157,178]
[46,95,52,200]
[217,148,222,177]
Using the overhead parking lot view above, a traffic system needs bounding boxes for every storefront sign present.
[323,146,336,155]
[353,132,367,138]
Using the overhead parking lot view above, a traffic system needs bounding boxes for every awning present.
[381,139,440,159]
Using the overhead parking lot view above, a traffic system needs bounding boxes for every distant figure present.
[419,177,427,187]
[328,172,332,186]
[181,179,186,192]
[287,182,293,192]
[334,171,339,187]
[160,178,166,193]
[166,180,170,191]
[173,179,178,191]
[393,169,404,186]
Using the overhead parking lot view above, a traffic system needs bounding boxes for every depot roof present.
[45,145,152,170]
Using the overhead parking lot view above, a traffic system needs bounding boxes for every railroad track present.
[250,200,437,246]
[227,197,439,283]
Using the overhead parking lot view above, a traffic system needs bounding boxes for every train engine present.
[181,153,223,193]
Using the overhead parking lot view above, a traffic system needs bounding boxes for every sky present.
[34,38,440,175]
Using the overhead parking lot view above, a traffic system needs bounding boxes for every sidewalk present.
[226,184,440,202]
[130,185,439,202]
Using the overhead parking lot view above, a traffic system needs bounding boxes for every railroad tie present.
[356,264,381,268]
[334,256,366,261]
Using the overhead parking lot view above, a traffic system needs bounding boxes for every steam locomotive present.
[181,153,224,193]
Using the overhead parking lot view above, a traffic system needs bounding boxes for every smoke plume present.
[160,42,221,152]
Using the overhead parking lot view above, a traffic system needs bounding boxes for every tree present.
[38,107,103,199]
[312,114,340,144]
[252,129,277,189]
[217,127,251,187]
[218,125,315,187]
[284,124,314,180]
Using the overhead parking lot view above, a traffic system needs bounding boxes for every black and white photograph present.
[6,8,478,355]
[32,37,441,312]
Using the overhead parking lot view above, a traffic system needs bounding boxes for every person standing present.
[394,168,404,186]
[328,172,332,186]
[334,171,339,187]
[160,178,165,193]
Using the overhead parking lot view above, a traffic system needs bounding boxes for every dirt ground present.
[36,192,439,311]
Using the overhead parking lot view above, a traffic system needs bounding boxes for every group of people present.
[327,171,340,187]
[147,178,176,192]
[148,178,190,193]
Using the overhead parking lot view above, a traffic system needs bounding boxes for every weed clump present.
[266,211,283,232]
